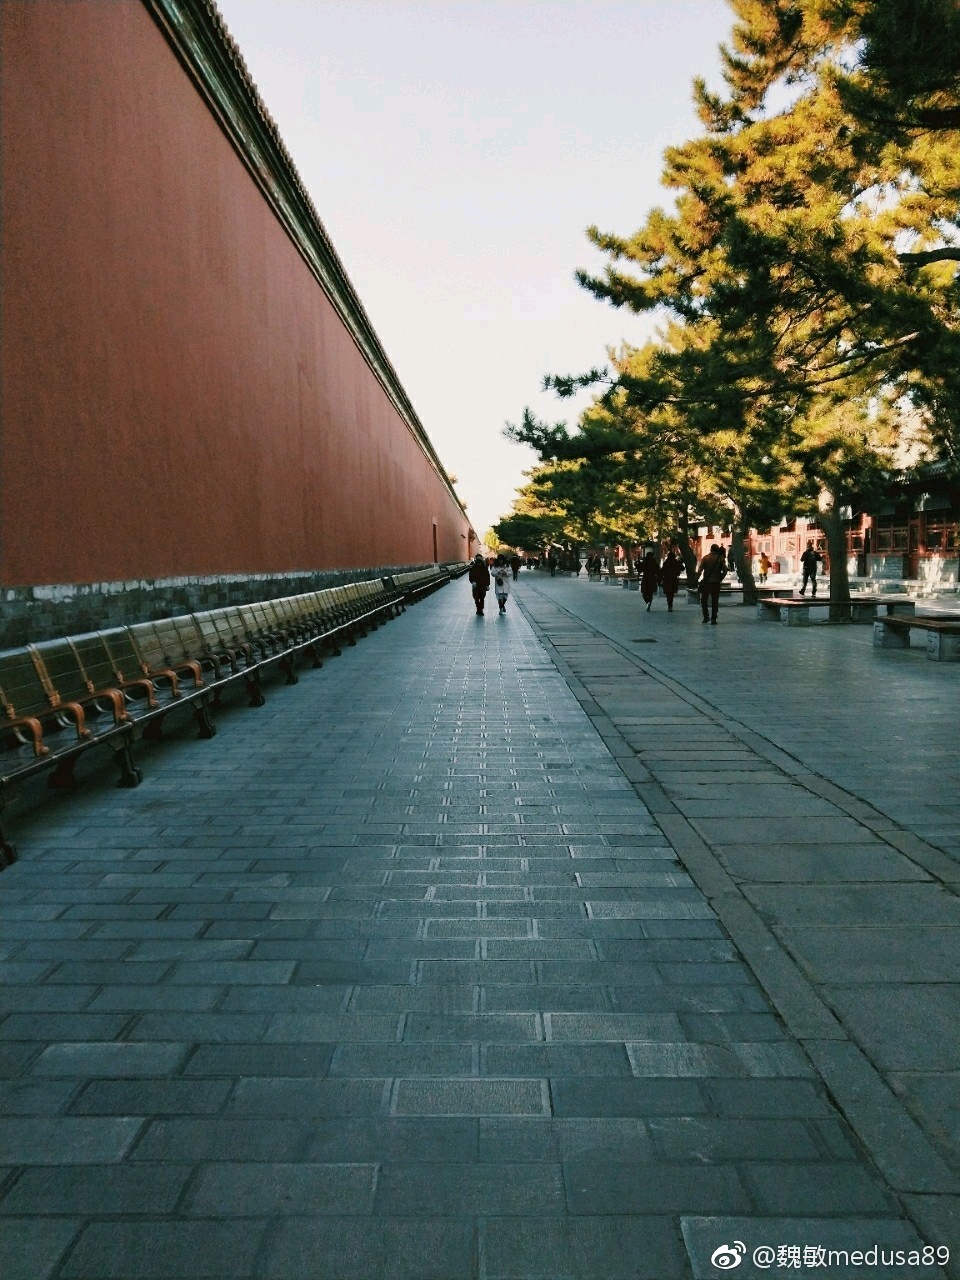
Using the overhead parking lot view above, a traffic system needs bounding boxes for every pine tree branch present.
[898,246,960,266]
[910,105,960,130]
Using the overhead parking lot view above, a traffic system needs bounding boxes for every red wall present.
[0,2,470,587]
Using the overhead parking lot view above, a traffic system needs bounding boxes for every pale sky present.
[213,0,733,537]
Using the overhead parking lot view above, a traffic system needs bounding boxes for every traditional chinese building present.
[695,461,960,587]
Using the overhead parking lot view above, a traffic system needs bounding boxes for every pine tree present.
[551,0,958,599]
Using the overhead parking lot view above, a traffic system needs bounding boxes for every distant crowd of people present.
[469,540,826,624]
[592,543,730,623]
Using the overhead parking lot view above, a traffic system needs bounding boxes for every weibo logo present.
[710,1241,747,1270]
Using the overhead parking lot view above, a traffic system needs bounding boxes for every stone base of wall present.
[0,566,443,648]
[865,554,909,579]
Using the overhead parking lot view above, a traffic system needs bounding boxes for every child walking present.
[493,557,511,613]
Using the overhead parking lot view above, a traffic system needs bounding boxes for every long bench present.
[756,595,917,625]
[394,567,455,604]
[685,583,740,599]
[873,615,960,661]
[0,567,456,866]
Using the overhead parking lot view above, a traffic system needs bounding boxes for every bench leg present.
[0,800,17,868]
[279,654,299,686]
[873,621,909,648]
[245,673,266,708]
[782,607,810,625]
[142,712,168,742]
[193,699,217,739]
[0,828,16,868]
[48,755,80,790]
[113,737,143,788]
[927,631,960,661]
[305,642,323,670]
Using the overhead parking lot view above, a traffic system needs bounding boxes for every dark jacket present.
[698,551,727,586]
[640,554,659,584]
[800,548,822,573]
[659,554,682,589]
[468,561,491,590]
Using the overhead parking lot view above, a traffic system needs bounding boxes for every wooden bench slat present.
[29,640,130,728]
[0,648,67,757]
[125,623,204,689]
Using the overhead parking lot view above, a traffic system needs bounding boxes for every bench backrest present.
[245,602,281,640]
[289,593,316,621]
[0,647,55,719]
[129,620,179,669]
[258,600,288,632]
[170,616,211,662]
[227,607,264,644]
[305,591,334,624]
[98,628,149,683]
[31,638,105,702]
[203,610,254,661]
[188,613,225,655]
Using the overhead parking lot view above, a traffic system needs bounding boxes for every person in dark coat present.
[510,554,521,581]
[696,544,727,624]
[468,553,491,615]
[640,552,660,611]
[658,549,682,611]
[799,541,823,596]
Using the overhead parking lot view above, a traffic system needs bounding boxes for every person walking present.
[468,553,491,615]
[799,541,823,596]
[696,544,727,624]
[509,554,521,581]
[493,556,511,614]
[659,548,683,611]
[758,552,771,584]
[640,551,659,611]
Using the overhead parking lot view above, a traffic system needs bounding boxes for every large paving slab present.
[0,576,956,1278]
[517,575,960,1262]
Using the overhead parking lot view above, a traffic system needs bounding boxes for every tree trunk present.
[674,528,699,588]
[820,496,851,618]
[733,521,758,605]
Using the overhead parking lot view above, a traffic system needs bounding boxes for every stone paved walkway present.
[0,576,956,1278]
